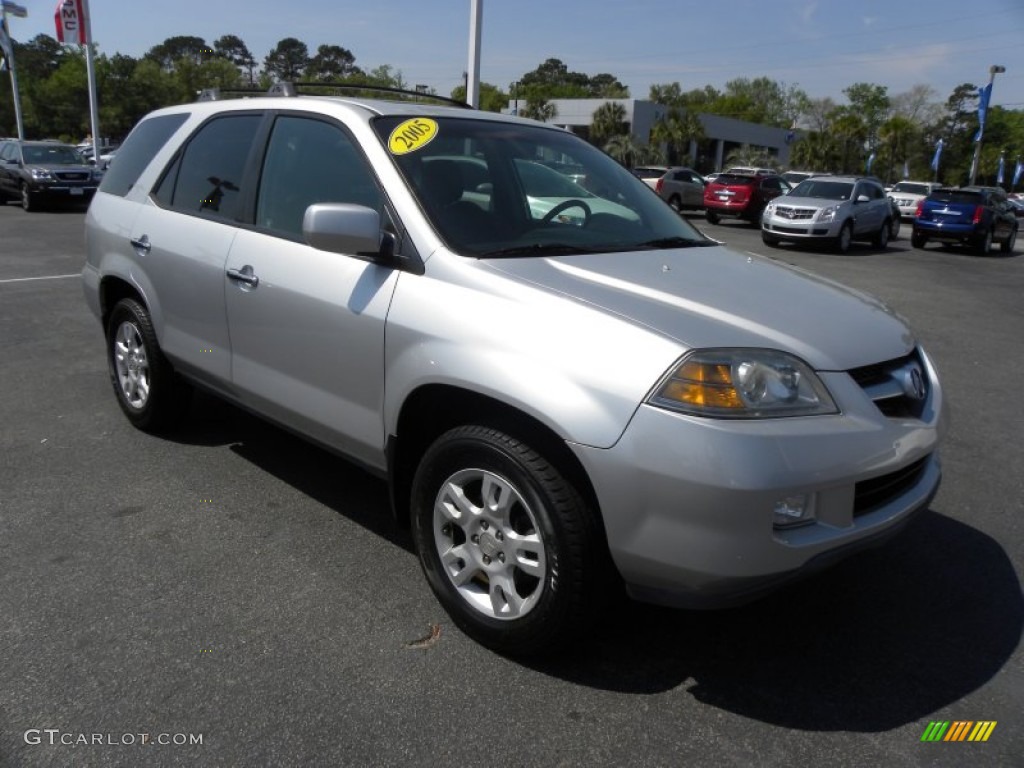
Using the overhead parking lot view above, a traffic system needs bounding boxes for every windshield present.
[791,180,854,200]
[891,182,930,195]
[373,116,709,257]
[22,145,84,165]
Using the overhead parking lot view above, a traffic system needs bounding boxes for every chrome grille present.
[773,206,816,220]
[55,171,90,181]
[847,349,929,419]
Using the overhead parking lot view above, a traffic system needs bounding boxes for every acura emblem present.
[902,364,927,401]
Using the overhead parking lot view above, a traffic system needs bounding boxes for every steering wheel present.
[541,199,592,226]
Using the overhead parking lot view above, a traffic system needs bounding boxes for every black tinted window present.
[100,113,189,197]
[930,190,984,205]
[158,114,261,221]
[255,115,381,238]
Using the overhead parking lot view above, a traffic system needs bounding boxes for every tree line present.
[1,34,1020,186]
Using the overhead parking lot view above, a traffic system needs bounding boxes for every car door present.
[131,113,264,387]
[852,181,885,236]
[224,113,399,466]
[679,170,704,208]
[0,142,17,196]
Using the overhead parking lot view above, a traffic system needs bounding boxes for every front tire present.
[411,425,601,656]
[21,183,35,212]
[761,231,780,247]
[106,298,191,431]
[873,219,891,249]
[834,221,853,253]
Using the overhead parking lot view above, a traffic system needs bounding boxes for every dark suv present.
[911,186,1018,255]
[704,172,788,224]
[0,140,101,211]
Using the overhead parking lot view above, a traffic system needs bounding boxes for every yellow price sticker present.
[388,118,439,155]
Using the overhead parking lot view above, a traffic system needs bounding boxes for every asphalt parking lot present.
[1,203,1021,767]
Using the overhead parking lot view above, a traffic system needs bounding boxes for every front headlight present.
[30,168,54,180]
[763,203,775,218]
[648,348,838,418]
[816,205,838,223]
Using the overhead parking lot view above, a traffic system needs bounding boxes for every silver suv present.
[761,176,895,252]
[82,88,946,655]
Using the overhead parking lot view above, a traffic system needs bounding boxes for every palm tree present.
[590,101,628,145]
[603,134,662,167]
[724,144,776,169]
[651,108,704,165]
[878,115,916,183]
[789,131,836,171]
[522,98,557,122]
[830,111,867,174]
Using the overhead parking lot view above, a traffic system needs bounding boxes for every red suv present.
[704,173,788,225]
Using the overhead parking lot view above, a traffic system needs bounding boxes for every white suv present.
[82,87,946,655]
[889,180,939,220]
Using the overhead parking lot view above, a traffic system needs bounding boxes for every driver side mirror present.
[303,203,391,262]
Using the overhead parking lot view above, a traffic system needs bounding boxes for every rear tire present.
[106,298,192,432]
[975,228,993,255]
[1000,227,1017,254]
[411,425,602,656]
[668,195,682,213]
[911,232,927,249]
[705,210,720,225]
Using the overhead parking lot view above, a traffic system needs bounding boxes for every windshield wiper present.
[481,243,599,258]
[634,237,715,249]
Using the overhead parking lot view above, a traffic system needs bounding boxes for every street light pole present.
[1,1,28,141]
[969,64,1006,186]
[466,0,482,109]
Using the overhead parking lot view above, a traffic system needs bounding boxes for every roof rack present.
[196,81,471,109]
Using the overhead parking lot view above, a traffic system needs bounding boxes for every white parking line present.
[0,274,81,284]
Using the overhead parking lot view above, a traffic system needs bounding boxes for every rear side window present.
[99,113,189,197]
[153,114,262,221]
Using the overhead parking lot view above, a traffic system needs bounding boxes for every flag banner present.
[1014,159,1023,187]
[866,152,876,174]
[54,0,88,45]
[931,139,943,172]
[0,17,12,62]
[975,83,992,143]
[997,155,1005,185]
[903,161,909,179]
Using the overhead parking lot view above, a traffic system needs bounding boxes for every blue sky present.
[7,0,1024,108]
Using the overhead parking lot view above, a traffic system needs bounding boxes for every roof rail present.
[195,81,471,108]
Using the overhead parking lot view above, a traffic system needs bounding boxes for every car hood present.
[27,163,94,172]
[774,195,845,209]
[483,244,914,371]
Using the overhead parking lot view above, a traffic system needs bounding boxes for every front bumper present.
[28,181,98,201]
[570,348,947,609]
[762,210,841,240]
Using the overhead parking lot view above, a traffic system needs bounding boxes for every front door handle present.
[226,265,259,288]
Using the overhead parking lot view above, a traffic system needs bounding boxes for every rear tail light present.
[915,200,925,218]
[972,205,983,225]
[655,178,664,194]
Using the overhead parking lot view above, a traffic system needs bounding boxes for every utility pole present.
[969,65,1006,186]
[1,1,27,140]
[466,0,482,109]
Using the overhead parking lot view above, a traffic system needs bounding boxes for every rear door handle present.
[130,235,151,254]
[226,265,259,288]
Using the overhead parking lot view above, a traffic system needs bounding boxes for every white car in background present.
[889,181,939,220]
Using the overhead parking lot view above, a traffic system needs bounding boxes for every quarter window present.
[255,115,381,238]
[100,113,189,198]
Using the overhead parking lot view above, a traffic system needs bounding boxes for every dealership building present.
[506,98,795,171]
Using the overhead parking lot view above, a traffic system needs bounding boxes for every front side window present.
[256,115,382,238]
[373,116,709,257]
[154,114,261,221]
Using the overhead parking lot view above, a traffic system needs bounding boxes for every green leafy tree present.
[843,82,890,151]
[724,144,777,169]
[878,115,917,183]
[263,37,309,81]
[307,44,361,81]
[518,58,628,100]
[450,82,508,112]
[213,34,256,84]
[145,36,210,70]
[604,133,661,167]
